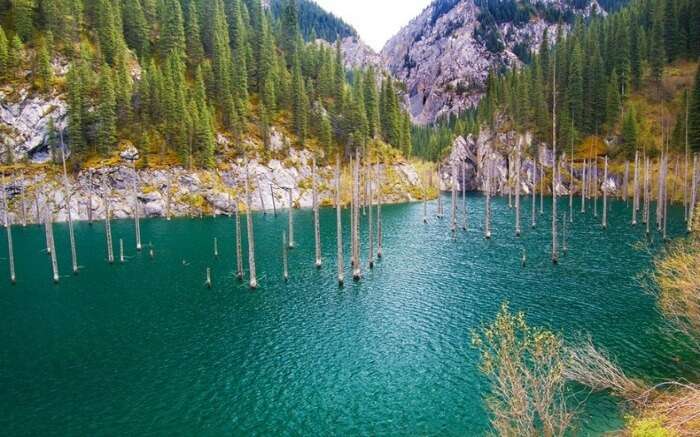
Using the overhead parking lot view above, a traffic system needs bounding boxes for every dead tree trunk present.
[46,213,59,283]
[515,138,521,237]
[368,159,374,269]
[633,151,639,225]
[602,156,608,229]
[312,158,322,268]
[451,160,457,238]
[283,231,289,282]
[353,150,362,281]
[376,161,383,259]
[336,157,344,286]
[3,175,15,284]
[103,174,114,264]
[287,188,295,249]
[132,163,142,251]
[88,170,93,225]
[270,184,277,217]
[245,167,257,289]
[462,161,468,231]
[623,161,629,205]
[484,156,492,240]
[688,154,697,233]
[552,68,559,265]
[233,195,244,281]
[581,159,587,214]
[61,149,78,274]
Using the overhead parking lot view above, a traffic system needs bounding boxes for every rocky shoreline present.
[1,148,427,225]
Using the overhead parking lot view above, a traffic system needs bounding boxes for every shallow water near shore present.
[1,194,698,435]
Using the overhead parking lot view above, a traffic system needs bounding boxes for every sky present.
[313,0,433,52]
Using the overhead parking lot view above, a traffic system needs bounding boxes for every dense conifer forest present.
[0,0,412,168]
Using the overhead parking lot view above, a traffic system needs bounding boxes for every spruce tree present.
[0,26,9,81]
[36,36,53,91]
[159,0,186,59]
[291,52,307,144]
[185,1,205,69]
[606,70,622,130]
[8,35,23,76]
[96,0,121,65]
[364,67,380,138]
[66,62,86,154]
[12,0,35,41]
[621,105,638,157]
[122,0,150,57]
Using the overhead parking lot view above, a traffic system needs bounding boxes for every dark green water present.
[1,195,698,436]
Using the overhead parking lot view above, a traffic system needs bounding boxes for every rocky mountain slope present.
[381,0,606,125]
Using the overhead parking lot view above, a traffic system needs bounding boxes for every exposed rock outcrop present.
[438,129,622,196]
[1,147,427,225]
[381,0,606,125]
[0,88,68,163]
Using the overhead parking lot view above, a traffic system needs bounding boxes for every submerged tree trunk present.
[423,170,428,224]
[245,168,257,289]
[61,150,78,274]
[87,170,93,225]
[602,156,608,229]
[451,160,457,238]
[3,175,15,284]
[233,195,244,281]
[336,157,344,286]
[376,161,383,259]
[623,161,629,205]
[132,163,142,252]
[270,184,277,217]
[352,150,362,281]
[484,156,492,240]
[462,161,468,231]
[581,159,587,214]
[283,231,289,282]
[103,174,114,264]
[532,162,537,228]
[633,151,639,225]
[368,159,374,269]
[312,158,321,268]
[46,213,59,283]
[688,155,697,233]
[540,162,544,215]
[287,188,295,249]
[515,139,521,237]
[552,69,559,265]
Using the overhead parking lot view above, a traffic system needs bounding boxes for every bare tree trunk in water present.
[368,158,374,269]
[423,171,428,224]
[552,67,559,265]
[2,174,15,283]
[532,161,537,228]
[540,162,544,215]
[353,149,362,281]
[270,184,277,217]
[623,161,629,206]
[103,174,114,264]
[287,188,294,249]
[87,170,93,225]
[376,161,383,259]
[633,151,639,225]
[132,163,142,251]
[484,156,492,240]
[245,167,257,289]
[602,156,608,229]
[61,149,78,274]
[312,158,321,268]
[336,157,344,286]
[283,231,289,282]
[515,138,521,237]
[233,195,244,281]
[688,155,697,233]
[581,159,587,214]
[451,160,457,238]
[46,212,59,283]
[462,161,467,230]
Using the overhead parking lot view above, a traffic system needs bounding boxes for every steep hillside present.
[381,0,608,125]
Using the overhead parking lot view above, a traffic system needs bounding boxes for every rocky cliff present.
[437,128,622,196]
[381,0,606,125]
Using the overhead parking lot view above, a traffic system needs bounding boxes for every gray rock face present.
[0,88,68,162]
[380,0,606,125]
[1,149,427,225]
[439,128,622,198]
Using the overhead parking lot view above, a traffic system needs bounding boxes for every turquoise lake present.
[1,194,698,435]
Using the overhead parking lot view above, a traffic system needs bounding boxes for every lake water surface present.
[1,195,698,435]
